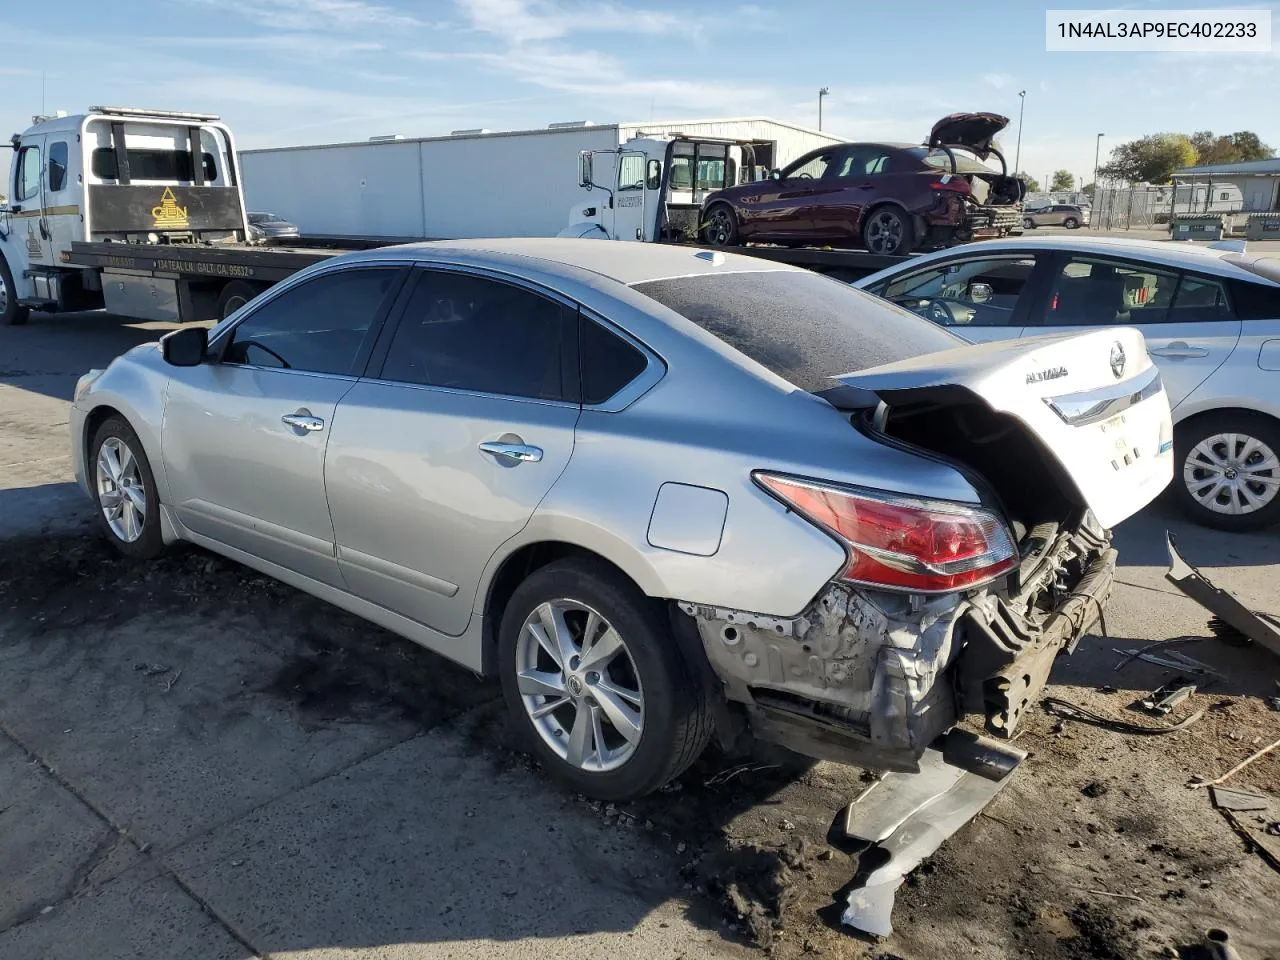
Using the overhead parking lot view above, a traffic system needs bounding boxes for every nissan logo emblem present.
[1110,342,1126,379]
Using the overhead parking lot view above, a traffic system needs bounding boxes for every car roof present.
[336,237,799,286]
[868,235,1280,286]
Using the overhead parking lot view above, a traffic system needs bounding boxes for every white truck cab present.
[0,106,249,325]
[559,135,763,244]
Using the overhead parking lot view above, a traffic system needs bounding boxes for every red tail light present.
[930,176,970,194]
[755,473,1017,594]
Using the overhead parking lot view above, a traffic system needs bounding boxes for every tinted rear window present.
[632,271,962,392]
[1228,279,1280,321]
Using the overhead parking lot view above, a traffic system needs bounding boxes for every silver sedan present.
[72,239,1172,800]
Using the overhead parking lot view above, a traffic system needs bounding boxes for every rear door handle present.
[1149,342,1209,359]
[281,413,325,432]
[479,441,543,464]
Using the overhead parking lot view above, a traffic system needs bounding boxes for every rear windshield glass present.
[908,147,998,174]
[632,271,962,392]
[92,147,217,182]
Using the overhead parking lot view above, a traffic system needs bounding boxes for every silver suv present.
[1023,204,1090,229]
[857,236,1280,531]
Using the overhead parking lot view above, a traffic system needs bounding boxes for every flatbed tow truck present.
[1,106,906,327]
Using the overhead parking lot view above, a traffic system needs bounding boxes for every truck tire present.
[217,280,262,320]
[0,255,31,326]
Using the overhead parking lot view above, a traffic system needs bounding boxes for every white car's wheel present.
[1174,413,1280,531]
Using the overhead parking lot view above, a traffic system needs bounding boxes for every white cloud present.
[188,0,434,32]
[456,0,690,43]
[982,72,1014,90]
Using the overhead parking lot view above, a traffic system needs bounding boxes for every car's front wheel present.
[702,202,740,246]
[90,416,166,558]
[862,206,914,256]
[1173,412,1280,531]
[498,559,712,800]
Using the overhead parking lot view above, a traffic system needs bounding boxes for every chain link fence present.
[1092,182,1245,231]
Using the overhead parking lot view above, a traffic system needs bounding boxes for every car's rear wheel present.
[90,416,166,558]
[862,206,913,256]
[1023,217,1034,229]
[702,202,740,246]
[1173,412,1280,531]
[0,255,30,327]
[1063,217,1080,229]
[498,559,712,801]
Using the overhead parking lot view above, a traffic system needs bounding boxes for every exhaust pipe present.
[940,728,1026,782]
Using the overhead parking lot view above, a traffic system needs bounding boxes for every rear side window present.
[379,270,577,401]
[1041,256,1176,326]
[48,142,69,192]
[1170,275,1233,323]
[581,318,646,404]
[633,271,961,392]
[1228,279,1280,321]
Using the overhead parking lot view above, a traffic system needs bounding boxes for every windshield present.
[249,213,284,223]
[632,271,962,392]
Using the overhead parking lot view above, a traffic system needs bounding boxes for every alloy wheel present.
[866,210,904,254]
[1183,432,1280,516]
[96,436,148,542]
[514,599,644,773]
[705,207,734,245]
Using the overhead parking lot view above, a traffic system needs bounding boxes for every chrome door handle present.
[479,441,543,464]
[1149,342,1209,359]
[281,413,325,432]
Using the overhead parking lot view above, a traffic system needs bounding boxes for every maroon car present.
[700,113,1025,256]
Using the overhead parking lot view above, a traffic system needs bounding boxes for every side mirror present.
[968,282,993,304]
[161,326,208,367]
[645,158,661,191]
[770,169,783,181]
[578,150,593,188]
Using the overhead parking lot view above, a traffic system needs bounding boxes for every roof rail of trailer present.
[88,106,221,122]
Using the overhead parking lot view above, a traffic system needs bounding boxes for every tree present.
[1050,169,1074,191]
[1098,133,1197,184]
[1015,172,1040,193]
[1190,130,1274,166]
[1081,182,1096,198]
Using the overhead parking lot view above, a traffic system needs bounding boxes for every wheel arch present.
[856,199,912,234]
[1173,402,1280,434]
[479,540,656,676]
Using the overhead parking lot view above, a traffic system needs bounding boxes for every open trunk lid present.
[836,328,1174,529]
[928,112,1009,160]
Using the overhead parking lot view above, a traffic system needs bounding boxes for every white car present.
[856,236,1280,531]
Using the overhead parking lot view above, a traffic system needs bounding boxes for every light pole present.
[818,87,830,131]
[1093,133,1104,194]
[1013,90,1026,177]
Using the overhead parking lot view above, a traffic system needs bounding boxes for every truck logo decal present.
[25,223,42,258]
[1026,366,1068,384]
[152,188,190,229]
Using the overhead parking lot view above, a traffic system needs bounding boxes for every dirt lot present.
[2,312,1278,960]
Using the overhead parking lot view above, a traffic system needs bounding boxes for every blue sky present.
[2,0,1277,191]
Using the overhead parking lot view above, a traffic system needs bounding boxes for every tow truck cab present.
[559,135,767,244]
[0,106,248,323]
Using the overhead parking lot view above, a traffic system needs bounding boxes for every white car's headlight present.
[74,369,104,403]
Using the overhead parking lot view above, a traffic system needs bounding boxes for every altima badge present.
[1110,342,1126,379]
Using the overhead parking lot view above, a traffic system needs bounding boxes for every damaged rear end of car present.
[679,326,1173,774]
[924,112,1024,244]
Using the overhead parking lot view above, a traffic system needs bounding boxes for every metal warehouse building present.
[1171,157,1280,213]
[238,117,842,240]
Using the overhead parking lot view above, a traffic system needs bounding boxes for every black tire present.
[498,559,713,801]
[0,254,31,327]
[1172,412,1280,532]
[217,280,262,320]
[702,202,740,247]
[1063,217,1080,229]
[89,416,167,559]
[861,205,914,256]
[1023,217,1035,229]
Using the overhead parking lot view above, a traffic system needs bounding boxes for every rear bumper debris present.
[681,516,1115,769]
[1165,532,1280,659]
